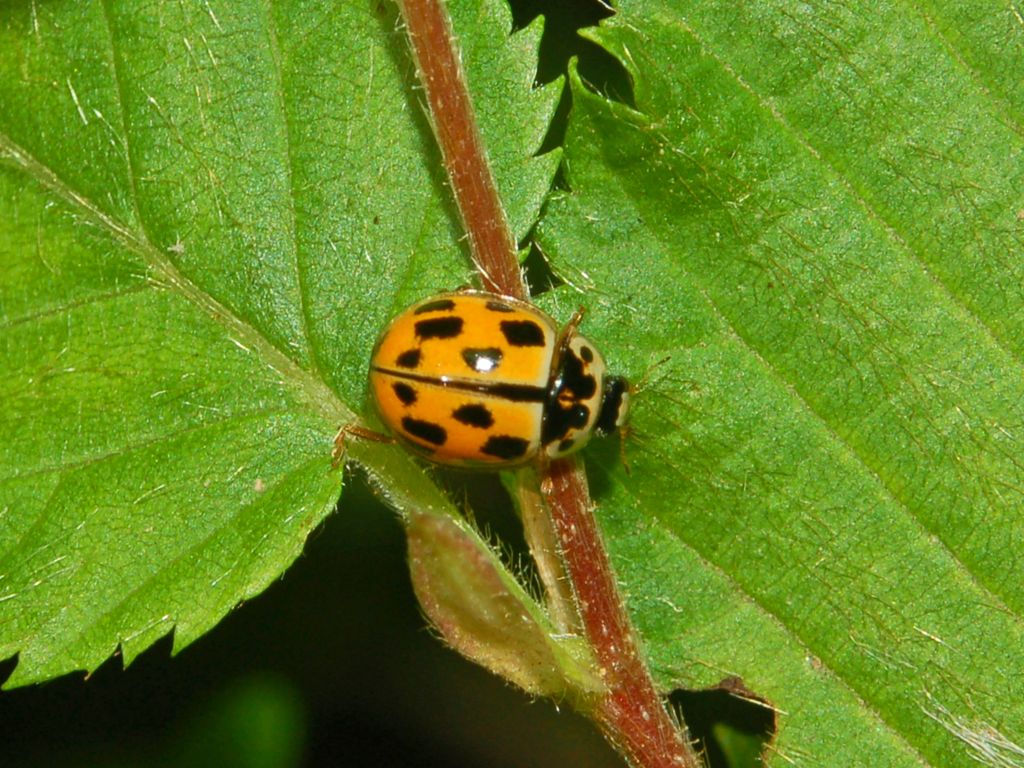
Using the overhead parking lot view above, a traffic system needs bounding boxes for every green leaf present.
[7,0,1023,764]
[538,2,1024,766]
[406,509,604,700]
[0,0,558,687]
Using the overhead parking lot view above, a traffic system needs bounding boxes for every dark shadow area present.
[506,0,635,295]
[509,0,614,86]
[671,679,778,768]
[510,0,634,109]
[509,0,635,154]
[521,240,562,296]
[0,654,16,686]
[0,477,623,767]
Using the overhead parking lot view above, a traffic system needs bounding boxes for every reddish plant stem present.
[395,2,697,766]
[396,0,524,299]
[543,458,696,768]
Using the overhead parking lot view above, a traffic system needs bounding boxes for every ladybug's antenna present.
[549,305,586,377]
[632,354,673,395]
[564,306,585,338]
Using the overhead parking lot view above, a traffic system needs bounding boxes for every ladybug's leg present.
[618,424,634,476]
[564,306,585,339]
[332,423,394,468]
[553,306,586,360]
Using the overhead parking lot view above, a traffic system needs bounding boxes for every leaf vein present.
[655,14,1024,625]
[0,406,301,488]
[672,14,1024,374]
[651,521,934,768]
[0,407,308,622]
[13,451,327,672]
[0,131,353,427]
[907,0,1024,140]
[0,282,151,332]
[98,0,145,240]
[262,0,323,380]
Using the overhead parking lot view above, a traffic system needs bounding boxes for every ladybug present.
[368,290,630,467]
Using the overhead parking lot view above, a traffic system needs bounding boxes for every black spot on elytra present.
[396,348,421,368]
[481,435,531,460]
[414,298,456,314]
[452,403,494,429]
[392,382,417,406]
[415,316,464,339]
[402,417,447,446]
[461,347,503,373]
[485,299,515,313]
[580,345,594,363]
[500,319,546,347]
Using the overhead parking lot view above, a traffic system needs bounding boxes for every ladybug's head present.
[595,375,630,436]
